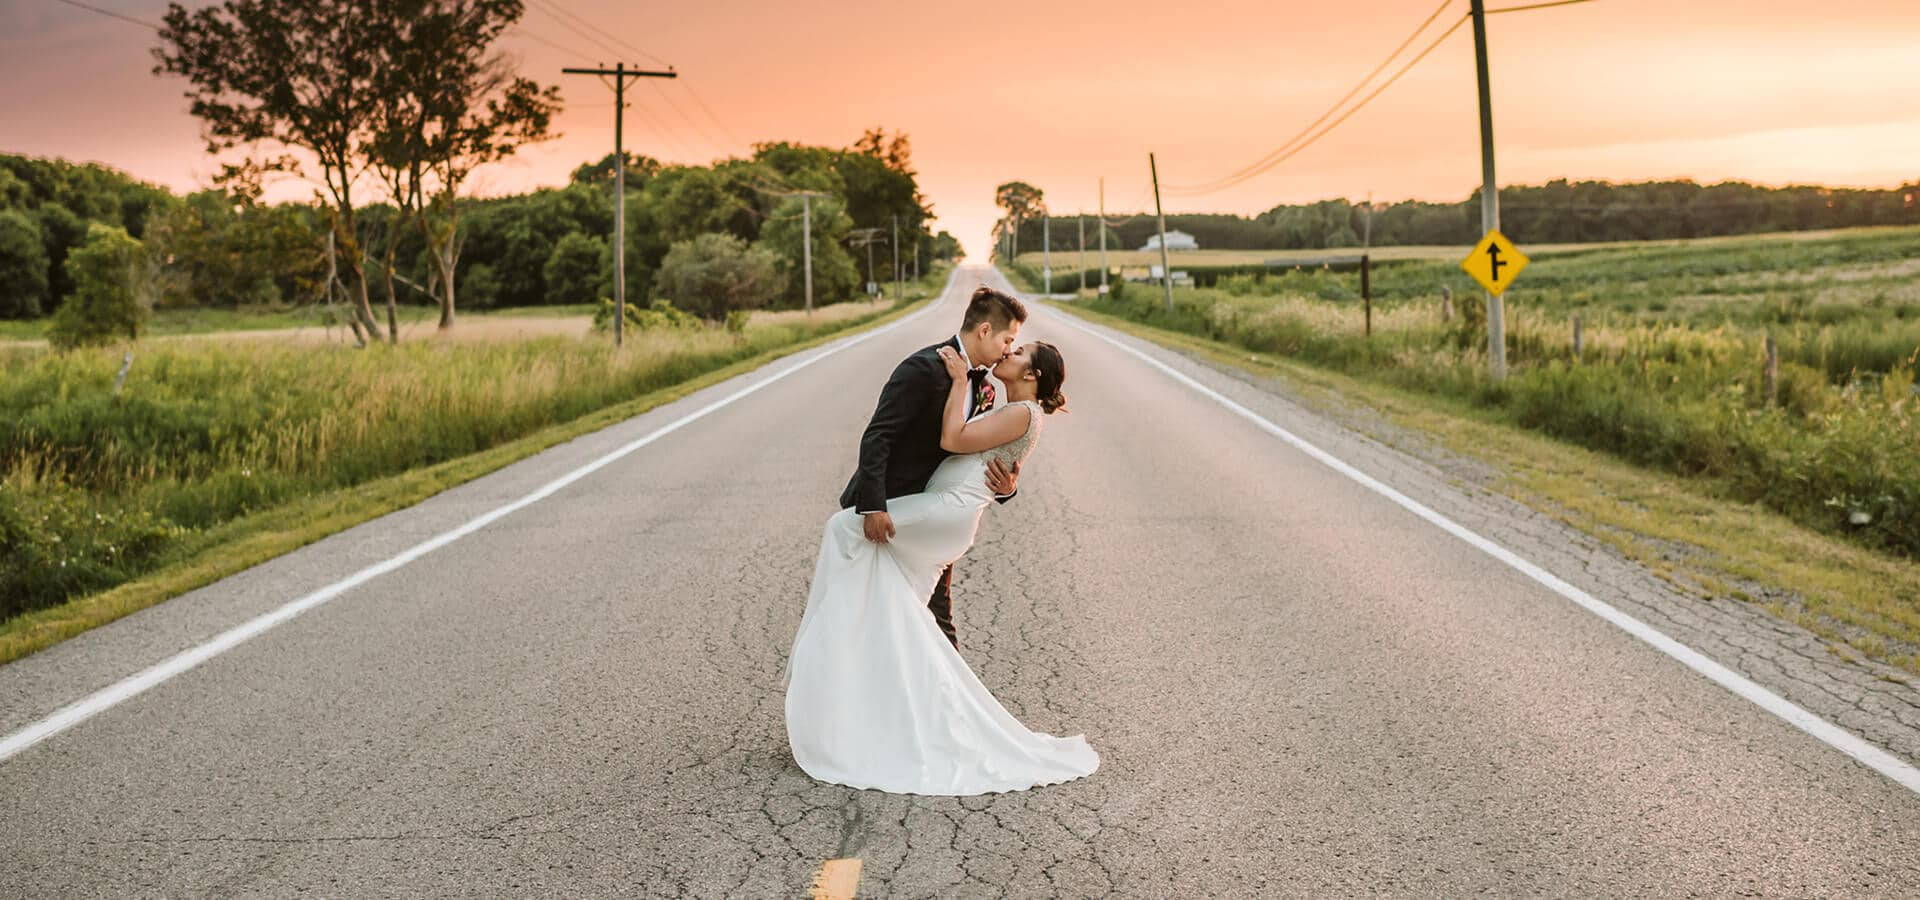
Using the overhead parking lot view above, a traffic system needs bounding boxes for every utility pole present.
[891,214,900,300]
[562,62,677,348]
[1078,213,1086,293]
[1362,190,1373,338]
[851,227,883,296]
[1042,212,1051,294]
[1098,177,1108,294]
[801,193,814,315]
[1149,153,1173,312]
[1469,0,1505,379]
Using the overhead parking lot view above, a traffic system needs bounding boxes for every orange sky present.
[3,0,1917,256]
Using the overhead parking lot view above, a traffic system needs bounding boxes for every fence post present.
[112,352,134,397]
[1765,335,1779,407]
[1440,286,1454,323]
[1572,315,1582,361]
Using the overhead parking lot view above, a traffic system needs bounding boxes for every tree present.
[995,181,1045,258]
[656,233,785,320]
[49,224,152,349]
[543,231,608,305]
[155,0,391,343]
[0,211,49,318]
[755,194,858,308]
[147,190,323,308]
[369,0,561,333]
[571,151,661,188]
[930,230,961,262]
[646,165,762,245]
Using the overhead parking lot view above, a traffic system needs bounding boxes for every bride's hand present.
[936,346,968,381]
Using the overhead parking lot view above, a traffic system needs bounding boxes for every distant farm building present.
[1139,230,1198,252]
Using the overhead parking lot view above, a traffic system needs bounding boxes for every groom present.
[839,286,1028,649]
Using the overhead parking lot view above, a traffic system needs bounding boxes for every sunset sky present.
[3,0,1917,255]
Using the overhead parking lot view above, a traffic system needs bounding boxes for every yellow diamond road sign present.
[1461,229,1529,296]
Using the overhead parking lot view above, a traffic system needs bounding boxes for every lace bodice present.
[980,400,1042,468]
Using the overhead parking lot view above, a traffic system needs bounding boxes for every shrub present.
[48,224,151,349]
[593,297,700,333]
[656,232,785,320]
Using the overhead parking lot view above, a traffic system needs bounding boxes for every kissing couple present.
[783,285,1100,795]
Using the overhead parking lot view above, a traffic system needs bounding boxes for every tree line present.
[0,0,961,347]
[998,178,1920,254]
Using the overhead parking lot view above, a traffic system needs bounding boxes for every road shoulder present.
[1042,297,1920,771]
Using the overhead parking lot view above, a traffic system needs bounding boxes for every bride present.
[784,340,1099,795]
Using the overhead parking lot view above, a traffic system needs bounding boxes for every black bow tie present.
[966,367,988,383]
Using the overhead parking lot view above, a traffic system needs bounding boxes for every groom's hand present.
[985,459,1020,496]
[863,511,896,543]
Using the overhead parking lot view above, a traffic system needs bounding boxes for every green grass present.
[1028,226,1920,561]
[1050,300,1920,676]
[0,264,953,661]
[0,302,604,342]
[1012,226,1920,272]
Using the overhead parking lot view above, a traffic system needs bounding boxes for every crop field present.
[1053,225,1920,568]
[1012,227,1902,275]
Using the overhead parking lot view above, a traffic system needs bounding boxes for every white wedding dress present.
[784,400,1100,795]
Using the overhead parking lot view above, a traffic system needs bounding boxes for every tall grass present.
[1074,227,1920,560]
[0,305,906,616]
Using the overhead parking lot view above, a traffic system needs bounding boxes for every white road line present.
[1042,303,1920,797]
[0,274,957,765]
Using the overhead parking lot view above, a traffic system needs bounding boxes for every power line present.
[528,0,630,62]
[1167,0,1456,194]
[1165,0,1600,198]
[522,0,748,157]
[1487,0,1593,13]
[675,81,747,149]
[509,26,584,56]
[647,79,733,158]
[1166,13,1470,197]
[50,0,159,30]
[527,0,673,68]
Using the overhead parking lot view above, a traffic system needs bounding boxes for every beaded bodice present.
[980,400,1042,468]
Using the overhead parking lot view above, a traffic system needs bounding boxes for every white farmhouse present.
[1139,230,1198,252]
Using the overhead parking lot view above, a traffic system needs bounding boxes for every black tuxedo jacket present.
[840,337,1015,513]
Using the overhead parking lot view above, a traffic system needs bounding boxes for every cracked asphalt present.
[4,264,1920,897]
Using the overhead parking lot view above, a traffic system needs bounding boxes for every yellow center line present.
[809,857,863,899]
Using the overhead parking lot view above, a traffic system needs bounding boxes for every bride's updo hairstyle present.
[1029,342,1069,414]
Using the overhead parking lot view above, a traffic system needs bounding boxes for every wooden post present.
[1765,335,1779,407]
[1572,315,1582,360]
[1440,286,1454,323]
[1042,212,1051,294]
[801,193,813,314]
[1150,153,1174,313]
[1361,254,1372,337]
[1078,214,1086,293]
[1098,177,1109,295]
[1470,0,1505,380]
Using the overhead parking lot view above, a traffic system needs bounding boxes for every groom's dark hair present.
[961,286,1027,333]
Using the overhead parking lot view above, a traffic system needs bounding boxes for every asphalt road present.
[4,265,1919,897]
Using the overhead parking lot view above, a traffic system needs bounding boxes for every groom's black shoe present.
[928,566,960,650]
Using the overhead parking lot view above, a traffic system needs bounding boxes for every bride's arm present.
[943,406,1029,454]
[935,349,1030,453]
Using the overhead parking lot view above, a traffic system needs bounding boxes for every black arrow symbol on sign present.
[1486,242,1506,282]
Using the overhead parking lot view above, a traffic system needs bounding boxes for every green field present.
[1012,227,1906,275]
[0,266,951,661]
[1031,226,1920,564]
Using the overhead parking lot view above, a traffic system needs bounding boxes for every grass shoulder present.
[0,284,943,666]
[1049,299,1920,677]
